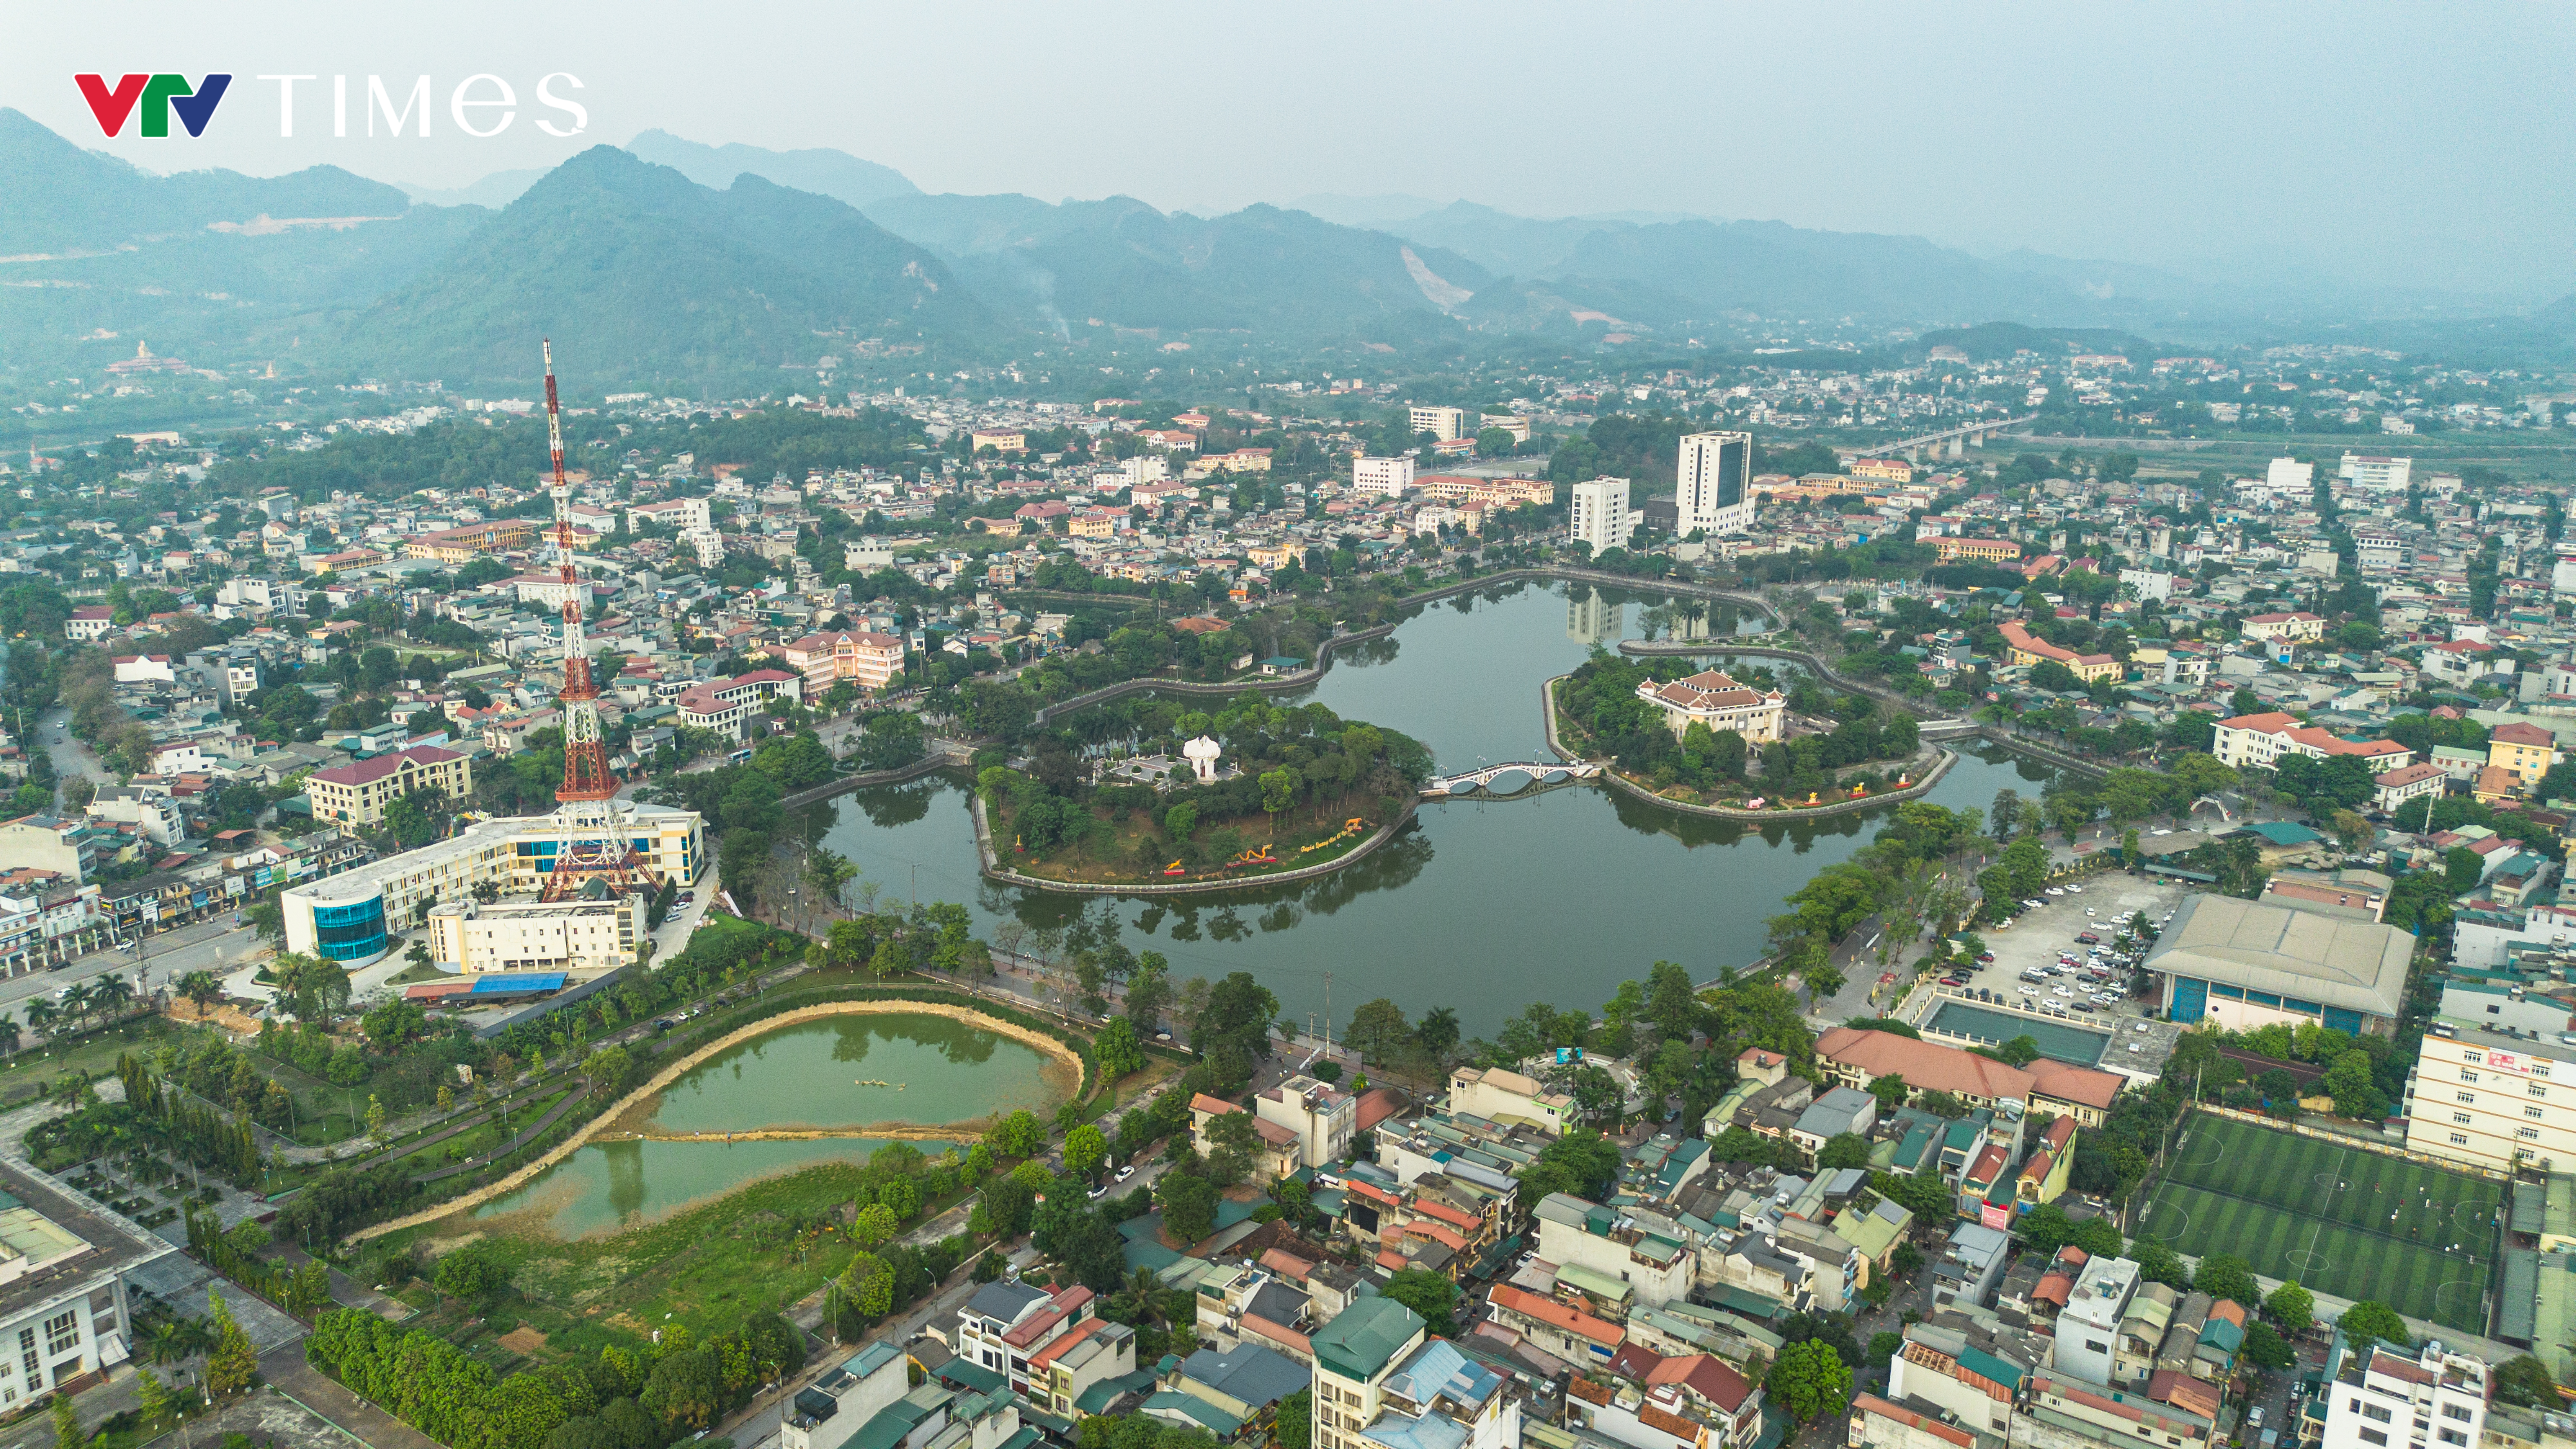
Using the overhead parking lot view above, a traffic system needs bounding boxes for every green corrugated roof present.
[1144,1391,1244,1437]
[1312,1295,1424,1381]
[1958,1346,2023,1390]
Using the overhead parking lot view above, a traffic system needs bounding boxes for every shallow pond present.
[470,1011,1063,1238]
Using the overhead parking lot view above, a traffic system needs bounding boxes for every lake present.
[810,580,2069,1038]
[469,1010,1063,1238]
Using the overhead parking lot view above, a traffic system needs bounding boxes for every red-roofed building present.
[1998,623,2119,684]
[780,630,905,696]
[65,607,116,642]
[1636,669,1787,743]
[1850,1393,1978,1449]
[305,746,471,826]
[1486,1283,1624,1363]
[2210,712,2414,773]
[674,668,802,741]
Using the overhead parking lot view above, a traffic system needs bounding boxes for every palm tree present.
[177,971,222,1018]
[66,980,99,1032]
[144,1315,210,1367]
[1113,1267,1166,1331]
[89,974,134,1025]
[23,999,56,1042]
[0,1013,20,1056]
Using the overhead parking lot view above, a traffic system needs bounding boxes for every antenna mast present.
[540,340,649,900]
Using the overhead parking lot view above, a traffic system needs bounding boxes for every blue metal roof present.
[471,972,567,994]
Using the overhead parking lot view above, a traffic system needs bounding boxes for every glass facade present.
[311,895,388,961]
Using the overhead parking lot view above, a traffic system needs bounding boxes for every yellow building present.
[304,746,473,826]
[1933,536,2023,563]
[2488,722,2562,791]
[2000,622,2120,684]
[969,430,1025,454]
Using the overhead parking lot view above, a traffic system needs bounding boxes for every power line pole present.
[1322,971,1332,1065]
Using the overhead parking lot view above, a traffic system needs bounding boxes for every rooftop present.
[2142,893,2416,1019]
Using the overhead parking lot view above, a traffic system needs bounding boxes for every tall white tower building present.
[1569,477,1633,556]
[1678,431,1757,536]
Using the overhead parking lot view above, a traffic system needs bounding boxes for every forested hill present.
[325,146,997,391]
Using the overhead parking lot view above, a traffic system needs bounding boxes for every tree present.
[205,1288,258,1396]
[1379,1268,1457,1336]
[1275,1388,1312,1449]
[1766,1338,1853,1423]
[1416,1007,1461,1065]
[134,1365,169,1426]
[1095,1017,1148,1081]
[2128,1233,2191,1291]
[989,1109,1046,1159]
[2266,1281,2315,1332]
[643,1347,726,1429]
[2192,1253,2260,1308]
[2242,1320,2296,1370]
[2494,1354,2562,1408]
[2322,1049,2383,1119]
[1345,998,1410,1063]
[1158,1170,1218,1244]
[841,1250,895,1317]
[1064,1124,1108,1179]
[1202,1110,1261,1187]
[1816,1133,1871,1170]
[49,1389,79,1449]
[1864,1073,1910,1114]
[2338,1301,2410,1354]
[851,1202,900,1249]
[1868,1331,1904,1368]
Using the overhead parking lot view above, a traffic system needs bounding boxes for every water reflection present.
[810,583,2065,1032]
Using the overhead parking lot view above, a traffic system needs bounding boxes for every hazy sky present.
[12,1,2573,299]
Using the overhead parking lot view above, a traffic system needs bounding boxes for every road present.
[37,707,112,800]
[0,918,262,1023]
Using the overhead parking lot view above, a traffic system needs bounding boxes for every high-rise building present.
[2340,452,2416,491]
[1569,476,1633,555]
[1408,406,1468,442]
[1677,431,1757,537]
[1352,456,1416,497]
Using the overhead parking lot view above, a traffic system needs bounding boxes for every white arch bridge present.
[1424,761,1603,796]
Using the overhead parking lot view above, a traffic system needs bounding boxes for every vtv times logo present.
[73,71,587,139]
[77,73,231,137]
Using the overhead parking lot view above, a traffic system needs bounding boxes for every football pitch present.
[2134,1112,2502,1333]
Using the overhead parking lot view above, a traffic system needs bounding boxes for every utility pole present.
[1321,971,1332,1064]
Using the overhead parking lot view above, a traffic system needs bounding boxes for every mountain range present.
[2,109,2571,392]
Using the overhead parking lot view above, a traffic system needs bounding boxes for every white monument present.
[1182,735,1223,783]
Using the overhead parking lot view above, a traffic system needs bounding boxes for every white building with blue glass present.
[280,804,704,965]
[2142,893,2412,1038]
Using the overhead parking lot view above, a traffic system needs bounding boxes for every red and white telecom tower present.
[538,340,653,900]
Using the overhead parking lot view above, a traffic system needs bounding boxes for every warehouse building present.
[2142,894,2414,1037]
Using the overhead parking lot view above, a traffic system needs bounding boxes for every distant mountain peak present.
[624,128,918,210]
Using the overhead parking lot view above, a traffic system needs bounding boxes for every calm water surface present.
[811,582,2067,1036]
[471,1012,1057,1237]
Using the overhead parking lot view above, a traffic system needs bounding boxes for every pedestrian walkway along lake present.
[469,1012,1066,1238]
[812,581,2073,1037]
